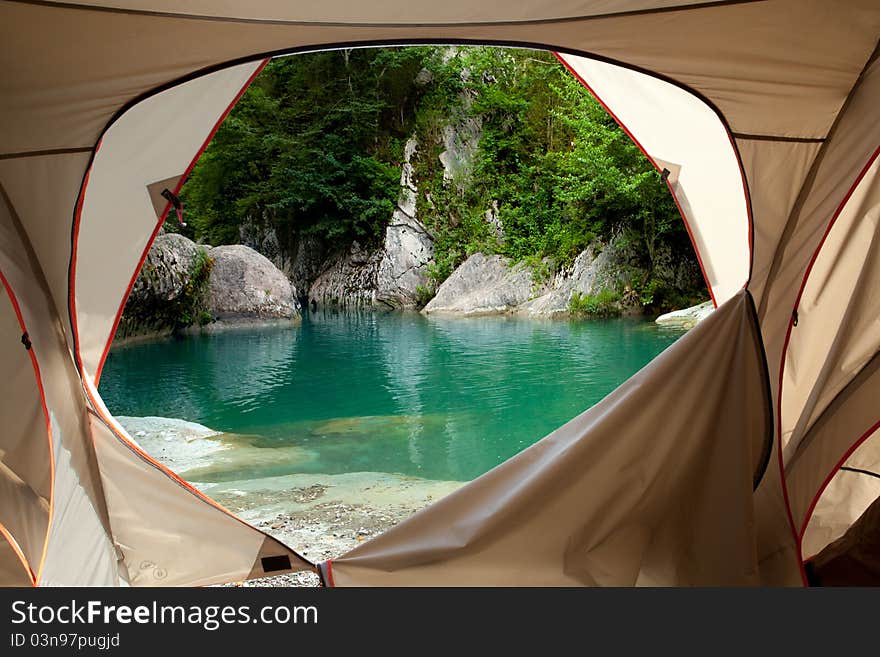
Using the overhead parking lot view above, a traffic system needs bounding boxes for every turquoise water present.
[99,311,685,482]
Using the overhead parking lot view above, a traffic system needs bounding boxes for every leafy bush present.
[569,289,621,317]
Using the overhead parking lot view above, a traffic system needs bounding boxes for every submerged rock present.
[116,415,226,473]
[655,300,714,330]
[422,252,546,316]
[208,244,300,321]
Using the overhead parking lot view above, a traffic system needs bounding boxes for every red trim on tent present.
[776,143,880,585]
[324,560,336,587]
[0,522,34,586]
[0,269,55,586]
[799,421,880,561]
[68,164,93,367]
[92,60,268,385]
[554,52,745,309]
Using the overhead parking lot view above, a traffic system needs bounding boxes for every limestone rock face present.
[376,137,434,309]
[517,244,631,317]
[422,253,546,316]
[308,241,381,309]
[207,244,299,319]
[129,233,200,306]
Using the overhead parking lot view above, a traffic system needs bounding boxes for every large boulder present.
[118,233,207,338]
[207,244,299,320]
[422,253,546,316]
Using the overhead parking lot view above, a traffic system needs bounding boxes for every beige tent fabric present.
[781,156,880,461]
[756,50,880,415]
[785,351,880,543]
[557,54,750,307]
[0,531,32,587]
[75,61,264,380]
[802,438,880,562]
[737,140,823,306]
[0,184,121,586]
[805,486,880,586]
[0,286,52,569]
[0,285,49,582]
[0,153,94,343]
[36,0,729,24]
[1,0,879,586]
[330,291,775,586]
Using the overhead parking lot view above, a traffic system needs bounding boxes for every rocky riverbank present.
[116,416,463,587]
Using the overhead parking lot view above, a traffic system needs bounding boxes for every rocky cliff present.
[308,137,435,310]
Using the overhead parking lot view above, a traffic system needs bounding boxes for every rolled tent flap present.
[328,290,780,586]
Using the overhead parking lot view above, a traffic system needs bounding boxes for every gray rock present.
[309,241,381,309]
[376,137,434,308]
[208,244,299,320]
[518,242,631,317]
[239,217,289,277]
[655,300,714,330]
[376,212,434,309]
[129,233,201,306]
[119,233,207,338]
[422,253,546,316]
[289,233,328,301]
[439,116,481,185]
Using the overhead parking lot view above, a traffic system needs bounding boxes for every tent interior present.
[0,0,879,586]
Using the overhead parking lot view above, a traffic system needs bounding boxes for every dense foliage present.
[178,46,706,311]
[180,48,430,247]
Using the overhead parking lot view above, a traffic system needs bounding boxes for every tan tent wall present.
[1,0,879,586]
[0,183,121,586]
[802,434,880,560]
[0,278,49,584]
[0,530,33,587]
[329,291,778,586]
[74,61,266,381]
[781,154,880,461]
[786,351,880,542]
